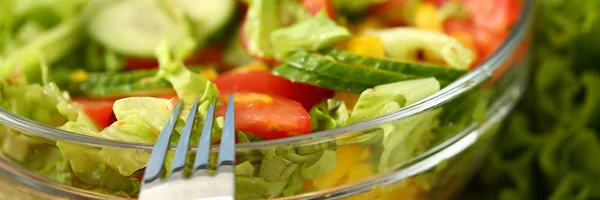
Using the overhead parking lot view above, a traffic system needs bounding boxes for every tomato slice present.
[462,0,520,35]
[215,93,312,139]
[72,98,117,129]
[302,0,336,19]
[214,70,333,109]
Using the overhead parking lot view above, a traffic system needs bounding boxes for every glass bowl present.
[0,0,534,199]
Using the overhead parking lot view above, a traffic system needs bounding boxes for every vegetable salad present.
[0,0,520,199]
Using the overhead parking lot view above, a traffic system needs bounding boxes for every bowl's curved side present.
[0,0,535,199]
[0,0,534,151]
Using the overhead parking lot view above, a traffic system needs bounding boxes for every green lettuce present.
[243,0,280,58]
[309,99,349,131]
[466,0,600,198]
[271,11,351,58]
[0,0,96,82]
[347,78,442,171]
[347,77,441,124]
[155,40,219,105]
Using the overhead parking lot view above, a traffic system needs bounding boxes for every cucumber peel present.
[321,48,467,82]
[272,64,371,93]
[75,67,206,97]
[273,50,469,93]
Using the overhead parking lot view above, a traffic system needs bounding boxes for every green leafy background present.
[465,0,600,199]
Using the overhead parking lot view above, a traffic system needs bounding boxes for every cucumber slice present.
[272,64,372,93]
[321,48,467,82]
[77,67,205,97]
[284,51,421,86]
[169,0,236,41]
[87,0,187,57]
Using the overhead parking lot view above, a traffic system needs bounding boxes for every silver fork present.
[139,95,236,200]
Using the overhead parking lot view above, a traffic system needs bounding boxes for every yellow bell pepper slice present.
[414,2,443,32]
[313,144,367,189]
[345,35,386,58]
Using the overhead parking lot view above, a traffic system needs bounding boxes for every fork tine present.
[168,99,200,179]
[218,94,236,169]
[192,98,217,172]
[142,100,183,184]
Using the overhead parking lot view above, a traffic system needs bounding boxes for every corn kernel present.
[70,69,88,83]
[414,3,443,32]
[346,35,386,58]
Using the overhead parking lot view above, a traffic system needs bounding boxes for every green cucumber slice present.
[77,67,205,97]
[87,0,187,57]
[272,64,372,93]
[169,0,236,41]
[321,48,467,82]
[284,51,421,86]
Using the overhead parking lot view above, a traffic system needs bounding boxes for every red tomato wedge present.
[215,93,312,139]
[72,98,116,129]
[302,0,336,19]
[213,70,333,109]
[462,0,520,35]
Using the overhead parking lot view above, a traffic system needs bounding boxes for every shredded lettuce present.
[271,11,351,58]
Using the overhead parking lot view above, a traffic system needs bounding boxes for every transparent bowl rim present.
[0,0,533,150]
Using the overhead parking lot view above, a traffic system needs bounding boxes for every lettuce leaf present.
[346,78,442,171]
[155,40,219,105]
[271,11,351,58]
[243,0,280,58]
[347,77,440,124]
[309,99,349,131]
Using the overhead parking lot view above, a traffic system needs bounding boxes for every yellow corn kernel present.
[345,35,386,58]
[200,68,219,80]
[414,3,443,32]
[333,92,360,111]
[227,63,269,74]
[70,69,88,83]
[313,144,367,189]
